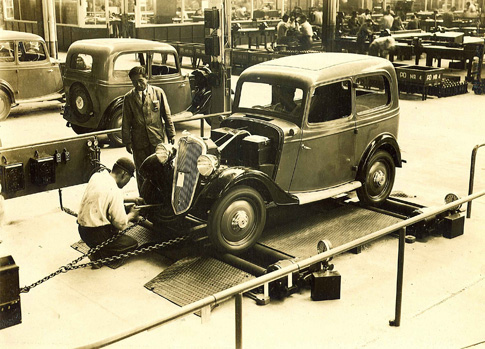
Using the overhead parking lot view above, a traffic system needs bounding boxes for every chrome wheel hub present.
[75,96,84,110]
[373,170,386,187]
[231,210,249,231]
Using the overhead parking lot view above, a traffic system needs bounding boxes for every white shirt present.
[77,170,128,230]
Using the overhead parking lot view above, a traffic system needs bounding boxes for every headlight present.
[155,143,174,164]
[197,154,219,176]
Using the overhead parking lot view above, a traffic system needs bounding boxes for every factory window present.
[3,0,14,19]
[308,80,352,124]
[355,75,391,114]
[0,41,15,63]
[113,52,147,79]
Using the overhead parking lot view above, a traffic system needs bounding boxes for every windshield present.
[236,81,305,121]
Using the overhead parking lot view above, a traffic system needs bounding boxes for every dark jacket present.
[122,85,175,150]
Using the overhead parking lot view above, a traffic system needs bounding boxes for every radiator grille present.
[172,136,205,215]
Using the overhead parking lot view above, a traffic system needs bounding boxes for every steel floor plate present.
[145,256,255,311]
[71,224,162,269]
[260,204,402,259]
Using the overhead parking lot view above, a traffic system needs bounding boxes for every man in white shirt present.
[77,157,142,268]
[299,15,313,50]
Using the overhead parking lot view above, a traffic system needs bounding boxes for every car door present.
[16,40,61,100]
[0,40,17,94]
[353,73,398,160]
[289,80,356,192]
[149,51,191,114]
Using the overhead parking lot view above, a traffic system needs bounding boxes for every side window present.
[308,81,351,124]
[0,41,15,63]
[113,52,148,79]
[355,75,391,114]
[151,52,179,77]
[18,41,47,62]
[70,53,93,72]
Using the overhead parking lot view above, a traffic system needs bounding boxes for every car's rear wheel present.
[208,185,266,254]
[70,84,93,122]
[0,90,11,121]
[107,107,123,147]
[357,150,395,206]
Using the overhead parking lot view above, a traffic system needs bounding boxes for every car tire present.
[207,185,266,254]
[70,84,93,123]
[0,90,11,121]
[107,107,123,147]
[357,150,395,206]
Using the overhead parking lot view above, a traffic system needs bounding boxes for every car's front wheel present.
[208,185,266,254]
[0,90,11,121]
[357,150,395,206]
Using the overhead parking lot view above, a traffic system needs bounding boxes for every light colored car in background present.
[0,30,63,120]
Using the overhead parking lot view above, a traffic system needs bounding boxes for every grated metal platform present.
[145,256,255,312]
[71,224,163,269]
[260,204,402,259]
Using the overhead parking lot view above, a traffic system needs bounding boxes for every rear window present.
[151,52,179,77]
[0,41,15,63]
[113,52,148,79]
[18,41,47,62]
[70,53,93,72]
[355,75,391,114]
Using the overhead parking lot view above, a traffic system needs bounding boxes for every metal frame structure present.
[77,189,485,349]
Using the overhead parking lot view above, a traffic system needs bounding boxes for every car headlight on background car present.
[155,143,175,164]
[197,154,219,176]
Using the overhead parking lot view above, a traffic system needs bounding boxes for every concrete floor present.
[0,57,484,348]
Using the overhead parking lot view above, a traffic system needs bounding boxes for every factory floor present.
[0,56,485,349]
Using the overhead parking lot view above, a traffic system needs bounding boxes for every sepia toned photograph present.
[0,0,484,347]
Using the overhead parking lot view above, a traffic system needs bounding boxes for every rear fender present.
[357,133,402,181]
[101,97,124,128]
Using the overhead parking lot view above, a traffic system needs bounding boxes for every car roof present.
[67,38,177,55]
[0,30,45,42]
[241,52,395,86]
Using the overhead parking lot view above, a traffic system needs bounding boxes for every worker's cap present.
[115,157,136,177]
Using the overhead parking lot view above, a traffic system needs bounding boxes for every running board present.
[293,181,362,205]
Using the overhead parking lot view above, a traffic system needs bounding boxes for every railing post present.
[390,227,406,327]
[235,293,243,349]
[467,144,484,218]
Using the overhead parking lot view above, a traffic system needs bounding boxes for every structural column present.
[322,0,337,51]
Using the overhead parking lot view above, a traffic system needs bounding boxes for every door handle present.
[180,83,186,87]
[47,69,53,73]
[301,144,311,150]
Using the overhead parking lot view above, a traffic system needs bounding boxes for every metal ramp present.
[145,256,255,314]
[260,204,402,259]
[145,202,402,306]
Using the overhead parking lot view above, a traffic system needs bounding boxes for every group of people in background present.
[276,6,316,50]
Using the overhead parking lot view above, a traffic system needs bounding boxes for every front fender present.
[195,167,298,207]
[357,133,402,181]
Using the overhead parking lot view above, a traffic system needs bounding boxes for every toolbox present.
[311,269,341,301]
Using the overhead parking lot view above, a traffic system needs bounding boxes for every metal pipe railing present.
[467,143,485,218]
[77,189,485,349]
